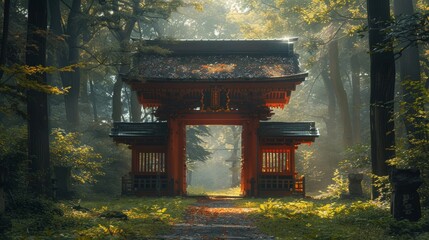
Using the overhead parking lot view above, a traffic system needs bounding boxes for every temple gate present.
[110,39,319,197]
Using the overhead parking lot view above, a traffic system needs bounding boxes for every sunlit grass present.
[6,197,195,239]
[187,186,242,196]
[238,197,411,239]
[7,196,429,239]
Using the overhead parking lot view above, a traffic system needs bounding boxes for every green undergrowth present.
[187,186,242,197]
[237,197,429,240]
[6,197,195,239]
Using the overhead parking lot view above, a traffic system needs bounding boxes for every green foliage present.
[296,150,324,191]
[68,123,131,197]
[319,144,372,199]
[136,43,173,56]
[0,63,76,119]
[321,169,348,199]
[389,79,429,205]
[339,144,371,173]
[384,12,429,54]
[291,0,366,25]
[187,186,241,196]
[388,209,429,239]
[253,198,395,239]
[5,197,195,239]
[50,128,104,184]
[0,64,71,94]
[372,175,391,203]
[0,124,28,193]
[7,196,63,233]
[186,125,212,170]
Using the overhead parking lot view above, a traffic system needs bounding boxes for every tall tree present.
[101,0,183,122]
[26,0,51,196]
[320,55,337,141]
[394,0,424,146]
[104,0,141,122]
[367,0,396,199]
[186,125,212,169]
[130,90,142,122]
[328,40,353,147]
[0,0,10,80]
[49,0,82,128]
[350,48,362,144]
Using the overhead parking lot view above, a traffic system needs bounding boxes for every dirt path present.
[159,197,274,240]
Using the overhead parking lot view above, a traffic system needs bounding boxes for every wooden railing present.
[261,149,291,174]
[122,174,168,195]
[258,175,305,195]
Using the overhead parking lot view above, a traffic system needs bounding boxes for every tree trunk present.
[109,0,137,122]
[49,0,67,66]
[351,53,361,144]
[80,26,91,104]
[111,35,134,122]
[49,0,81,128]
[130,90,142,122]
[367,0,396,199]
[112,71,124,122]
[328,40,353,148]
[62,0,81,128]
[89,78,98,122]
[0,0,10,79]
[80,69,89,103]
[320,55,337,140]
[26,0,51,196]
[394,0,424,146]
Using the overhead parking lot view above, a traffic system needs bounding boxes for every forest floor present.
[4,195,429,239]
[159,196,273,239]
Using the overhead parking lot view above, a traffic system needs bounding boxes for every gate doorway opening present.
[186,125,242,196]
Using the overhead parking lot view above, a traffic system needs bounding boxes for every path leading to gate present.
[159,197,274,240]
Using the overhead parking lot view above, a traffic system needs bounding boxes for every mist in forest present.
[1,0,429,237]
[0,0,371,197]
[1,0,427,204]
[186,125,241,195]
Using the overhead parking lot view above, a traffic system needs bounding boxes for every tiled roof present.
[259,122,320,138]
[134,55,300,80]
[110,122,319,139]
[128,40,303,81]
[110,122,168,138]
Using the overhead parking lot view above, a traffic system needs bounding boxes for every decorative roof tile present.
[259,122,320,138]
[134,55,300,80]
[127,40,304,81]
[110,122,168,138]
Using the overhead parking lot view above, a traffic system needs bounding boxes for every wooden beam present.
[129,78,305,91]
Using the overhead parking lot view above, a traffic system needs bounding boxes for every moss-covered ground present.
[235,197,429,240]
[5,197,195,239]
[4,196,429,239]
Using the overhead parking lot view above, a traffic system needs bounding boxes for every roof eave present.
[123,72,309,84]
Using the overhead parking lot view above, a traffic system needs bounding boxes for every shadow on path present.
[159,197,274,240]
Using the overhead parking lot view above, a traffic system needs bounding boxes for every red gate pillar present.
[168,118,187,196]
[242,119,259,196]
[177,121,186,195]
[168,118,179,195]
[130,145,138,174]
[241,123,247,196]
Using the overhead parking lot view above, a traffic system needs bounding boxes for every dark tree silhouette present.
[366,0,396,199]
[49,0,82,128]
[0,0,10,80]
[328,40,353,148]
[26,0,51,196]
[394,0,425,146]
